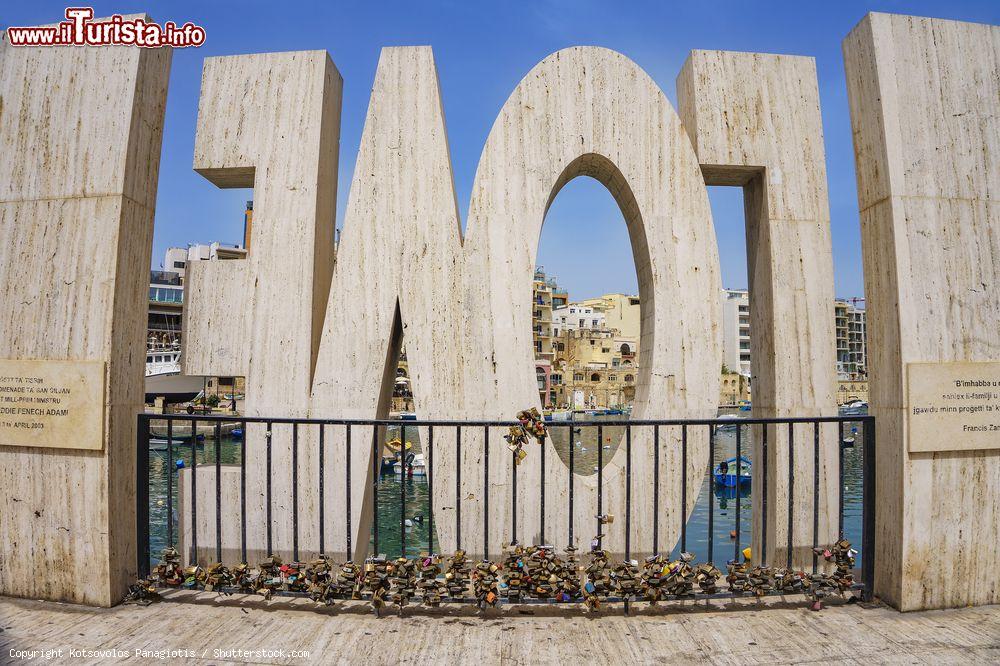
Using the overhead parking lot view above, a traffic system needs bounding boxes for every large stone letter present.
[184,51,341,560]
[309,47,466,561]
[677,51,839,567]
[464,47,722,557]
[0,19,170,604]
[844,12,1000,610]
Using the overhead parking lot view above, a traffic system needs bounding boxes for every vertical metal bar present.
[862,417,876,601]
[653,424,660,554]
[136,415,150,578]
[734,423,741,564]
[625,425,632,560]
[427,425,433,551]
[455,425,462,550]
[346,424,352,557]
[568,426,576,545]
[539,424,545,546]
[596,424,603,539]
[680,424,687,554]
[511,433,518,544]
[240,420,246,564]
[371,425,379,555]
[568,424,574,547]
[812,421,819,574]
[215,421,222,564]
[293,423,299,561]
[708,424,714,564]
[787,421,794,570]
[190,418,198,565]
[319,424,325,555]
[400,424,407,558]
[166,419,174,548]
[483,425,489,557]
[838,420,845,537]
[761,423,768,567]
[266,421,272,556]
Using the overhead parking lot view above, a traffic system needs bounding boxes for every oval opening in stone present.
[535,173,641,476]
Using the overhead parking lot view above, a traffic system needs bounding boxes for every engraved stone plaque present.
[0,359,106,450]
[907,362,1000,453]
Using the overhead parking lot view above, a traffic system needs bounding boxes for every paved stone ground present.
[1,592,998,664]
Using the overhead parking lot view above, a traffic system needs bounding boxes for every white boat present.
[145,345,204,402]
[393,453,427,477]
[840,400,869,416]
[716,413,745,431]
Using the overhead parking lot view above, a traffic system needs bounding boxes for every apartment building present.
[720,289,751,375]
[836,299,867,377]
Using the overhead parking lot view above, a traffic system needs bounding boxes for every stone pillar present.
[844,12,1000,610]
[677,51,839,568]
[0,19,170,605]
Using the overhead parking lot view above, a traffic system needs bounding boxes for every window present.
[609,374,617,382]
[574,373,584,382]
[592,319,599,327]
[590,373,600,382]
[590,340,595,346]
[579,319,585,327]
[551,374,561,385]
[173,260,186,269]
[557,342,565,351]
[624,374,634,383]
[612,358,620,367]
[601,347,609,353]
[620,343,631,354]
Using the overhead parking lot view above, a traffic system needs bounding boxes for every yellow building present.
[837,378,869,405]
[551,328,639,409]
[720,371,751,406]
[576,293,641,340]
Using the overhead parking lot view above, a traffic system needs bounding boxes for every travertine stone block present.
[464,46,722,557]
[185,51,341,562]
[308,47,467,561]
[0,19,170,605]
[677,50,839,568]
[844,12,1000,610]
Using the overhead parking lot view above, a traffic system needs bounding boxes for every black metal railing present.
[136,413,875,603]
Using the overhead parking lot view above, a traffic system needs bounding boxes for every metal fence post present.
[862,416,876,601]
[136,414,150,579]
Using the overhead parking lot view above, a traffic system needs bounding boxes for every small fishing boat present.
[547,410,573,422]
[714,456,751,487]
[231,427,243,440]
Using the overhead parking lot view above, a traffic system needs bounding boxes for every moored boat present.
[714,456,751,487]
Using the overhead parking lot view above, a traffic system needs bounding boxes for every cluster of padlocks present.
[128,539,857,614]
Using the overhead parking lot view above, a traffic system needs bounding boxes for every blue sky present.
[5,1,998,300]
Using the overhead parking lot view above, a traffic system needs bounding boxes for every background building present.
[720,288,751,375]
[835,298,867,378]
[531,267,559,362]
